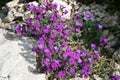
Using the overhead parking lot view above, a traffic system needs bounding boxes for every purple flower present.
[43,28,49,34]
[21,26,26,35]
[94,50,99,54]
[75,49,81,54]
[56,13,61,18]
[86,54,91,58]
[66,47,72,53]
[63,30,70,38]
[73,13,80,19]
[38,44,44,50]
[50,3,58,9]
[38,38,44,44]
[35,7,44,13]
[51,60,60,69]
[69,58,75,65]
[45,52,52,57]
[26,18,32,27]
[48,39,54,45]
[32,46,39,52]
[64,66,68,70]
[97,24,103,29]
[87,66,92,72]
[30,28,36,34]
[62,52,68,58]
[63,9,68,14]
[26,4,35,10]
[70,68,75,74]
[57,22,64,30]
[81,68,87,74]
[75,21,83,27]
[93,54,99,60]
[81,50,87,56]
[109,74,120,80]
[34,22,40,29]
[84,73,89,78]
[52,22,58,27]
[49,13,56,21]
[38,14,43,20]
[57,70,66,78]
[75,28,81,33]
[51,34,56,39]
[61,41,68,46]
[72,28,76,32]
[42,2,48,7]
[78,58,82,63]
[100,37,109,43]
[14,24,21,33]
[85,13,93,18]
[54,46,59,52]
[72,52,79,59]
[88,58,94,65]
[90,43,96,49]
[44,48,50,54]
[66,24,71,28]
[103,38,109,43]
[60,5,66,9]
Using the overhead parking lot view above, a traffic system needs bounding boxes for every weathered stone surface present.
[0,18,1,27]
[6,0,19,8]
[0,29,7,44]
[77,3,119,26]
[0,77,8,80]
[70,77,89,80]
[113,48,120,64]
[93,75,103,80]
[0,29,46,80]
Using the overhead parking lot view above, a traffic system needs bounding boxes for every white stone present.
[0,77,8,80]
[0,29,7,45]
[7,8,17,21]
[0,29,46,80]
[113,48,120,64]
[6,0,19,8]
[114,63,120,70]
[0,18,1,26]
[102,30,109,37]
[70,77,89,80]
[95,12,105,18]
[93,75,103,80]
[14,13,24,17]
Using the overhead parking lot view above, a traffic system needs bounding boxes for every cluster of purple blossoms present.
[109,74,120,80]
[14,2,109,80]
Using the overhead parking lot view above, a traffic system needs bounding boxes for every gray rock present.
[95,12,105,19]
[6,0,19,8]
[0,29,46,80]
[0,29,7,45]
[114,63,120,70]
[102,30,109,37]
[93,75,103,80]
[113,48,120,64]
[0,77,8,80]
[0,12,6,20]
[6,8,17,22]
[14,13,24,17]
[0,18,1,26]
[108,34,115,40]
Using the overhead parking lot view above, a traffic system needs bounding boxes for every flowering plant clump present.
[70,13,108,49]
[14,2,109,80]
[109,74,120,80]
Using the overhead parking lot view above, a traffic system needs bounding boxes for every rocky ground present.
[0,0,120,80]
